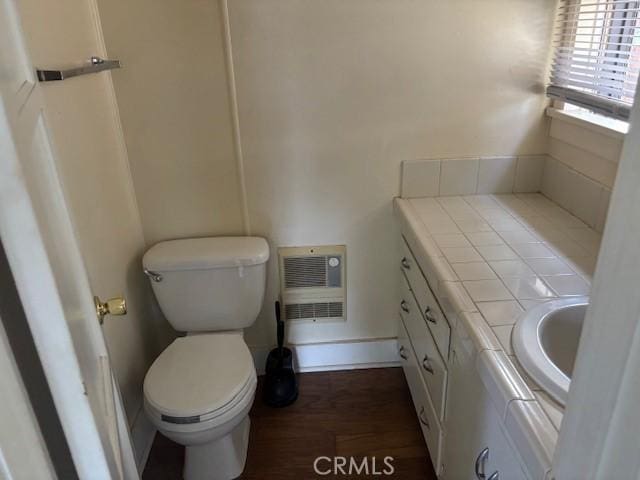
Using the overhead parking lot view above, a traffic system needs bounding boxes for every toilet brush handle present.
[275,301,284,358]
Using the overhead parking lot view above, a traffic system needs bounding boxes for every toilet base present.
[183,416,250,480]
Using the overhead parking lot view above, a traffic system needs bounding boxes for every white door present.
[0,0,137,478]
[0,319,57,479]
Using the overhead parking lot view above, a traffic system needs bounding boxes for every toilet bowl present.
[144,333,257,480]
[142,237,269,480]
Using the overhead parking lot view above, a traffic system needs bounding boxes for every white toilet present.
[141,236,269,480]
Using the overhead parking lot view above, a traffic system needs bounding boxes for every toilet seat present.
[143,333,256,429]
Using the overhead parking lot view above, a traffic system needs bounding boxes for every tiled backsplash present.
[401,156,546,198]
[541,157,611,233]
[401,155,612,233]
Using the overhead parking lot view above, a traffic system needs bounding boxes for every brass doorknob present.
[94,295,127,324]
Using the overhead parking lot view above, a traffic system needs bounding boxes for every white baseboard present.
[250,337,400,375]
[130,406,156,473]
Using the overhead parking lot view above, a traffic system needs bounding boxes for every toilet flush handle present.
[144,269,163,282]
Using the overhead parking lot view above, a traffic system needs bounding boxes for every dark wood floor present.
[142,368,437,479]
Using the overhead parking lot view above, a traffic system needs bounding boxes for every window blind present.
[548,0,640,121]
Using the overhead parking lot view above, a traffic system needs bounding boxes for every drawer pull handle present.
[398,345,408,360]
[400,300,410,313]
[418,406,430,430]
[487,473,499,480]
[401,257,411,269]
[424,306,437,324]
[475,447,489,479]
[422,355,435,375]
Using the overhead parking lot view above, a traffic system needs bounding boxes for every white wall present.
[228,0,556,348]
[95,0,556,352]
[96,0,245,245]
[16,0,171,424]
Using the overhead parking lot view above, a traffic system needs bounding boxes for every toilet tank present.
[142,237,269,332]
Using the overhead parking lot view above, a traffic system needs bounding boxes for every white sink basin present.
[512,297,589,406]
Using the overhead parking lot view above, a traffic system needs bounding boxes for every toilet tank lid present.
[143,237,269,272]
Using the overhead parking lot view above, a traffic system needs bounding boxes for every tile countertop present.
[394,193,601,480]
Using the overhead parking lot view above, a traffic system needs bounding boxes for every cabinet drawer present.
[399,275,447,420]
[400,237,451,359]
[398,318,444,475]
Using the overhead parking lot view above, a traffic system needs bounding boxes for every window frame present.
[548,0,640,121]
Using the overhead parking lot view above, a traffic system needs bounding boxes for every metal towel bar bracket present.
[36,56,120,82]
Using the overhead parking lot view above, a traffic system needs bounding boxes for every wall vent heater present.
[278,245,346,323]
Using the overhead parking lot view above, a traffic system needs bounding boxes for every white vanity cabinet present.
[399,274,448,419]
[397,234,530,479]
[399,239,450,358]
[397,236,449,474]
[398,317,444,474]
[442,332,529,480]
